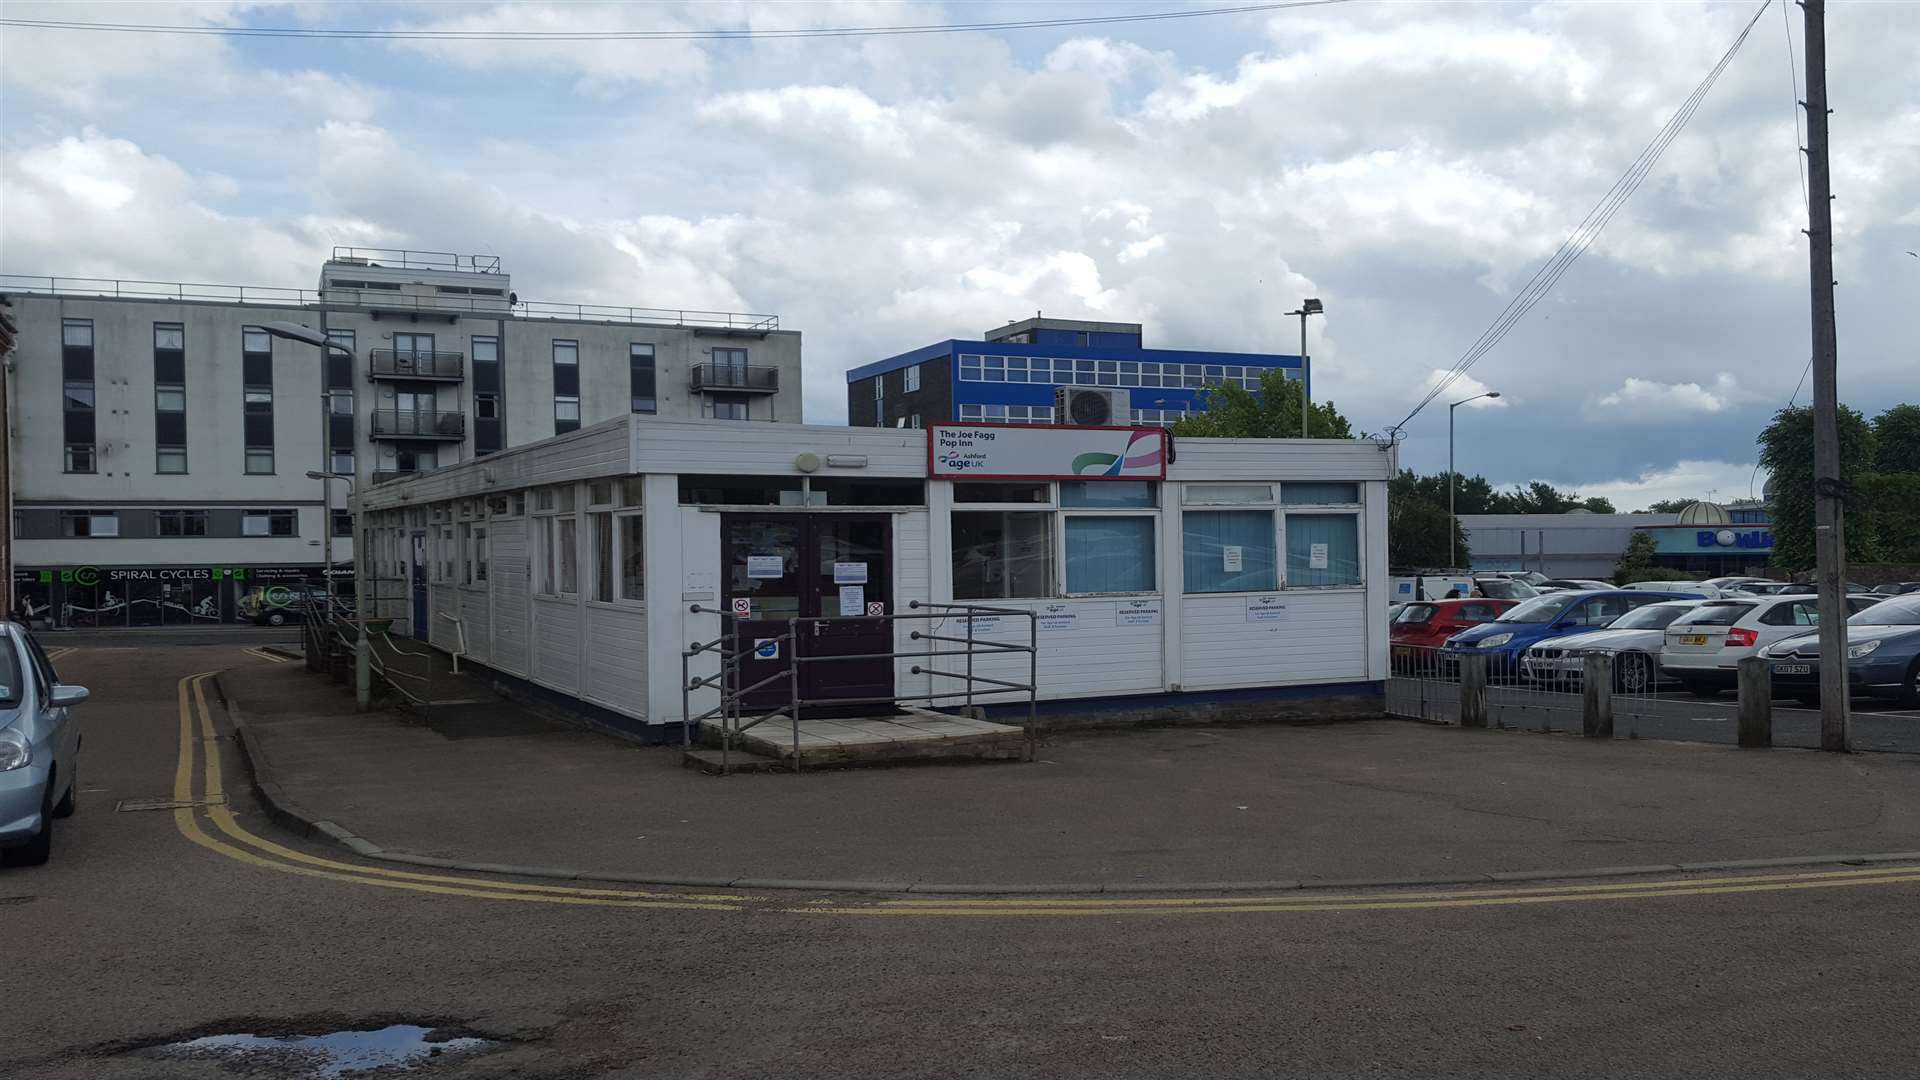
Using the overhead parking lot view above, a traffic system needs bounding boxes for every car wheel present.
[3,785,53,867]
[1901,660,1920,710]
[266,611,287,626]
[53,764,76,818]
[1616,653,1654,695]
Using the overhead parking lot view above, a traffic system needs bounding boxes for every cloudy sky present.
[3,0,1915,508]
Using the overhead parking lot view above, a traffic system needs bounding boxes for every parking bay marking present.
[171,673,1920,918]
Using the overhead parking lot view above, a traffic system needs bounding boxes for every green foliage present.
[1581,496,1618,514]
[1610,531,1695,584]
[1872,404,1920,474]
[1636,498,1695,514]
[1757,404,1878,572]
[1388,470,1468,568]
[1170,370,1355,440]
[1858,471,1920,563]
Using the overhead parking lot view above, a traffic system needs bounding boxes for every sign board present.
[746,555,784,579]
[929,423,1166,480]
[867,601,885,617]
[731,597,752,619]
[1117,599,1162,626]
[838,586,865,616]
[1246,595,1288,622]
[753,638,779,659]
[833,562,869,585]
[1036,603,1078,631]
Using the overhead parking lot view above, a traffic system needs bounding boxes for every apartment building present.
[1,248,800,627]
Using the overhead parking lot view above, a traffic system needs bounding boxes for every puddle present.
[147,1024,498,1077]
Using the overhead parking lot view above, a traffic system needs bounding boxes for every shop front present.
[11,564,345,628]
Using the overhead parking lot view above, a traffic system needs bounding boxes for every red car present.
[1391,598,1517,672]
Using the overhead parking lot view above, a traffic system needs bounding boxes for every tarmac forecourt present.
[171,670,1920,919]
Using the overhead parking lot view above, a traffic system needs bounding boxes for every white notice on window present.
[1246,595,1288,622]
[833,561,869,585]
[1117,600,1162,627]
[1222,546,1244,573]
[838,586,865,616]
[1309,543,1330,570]
[746,555,784,579]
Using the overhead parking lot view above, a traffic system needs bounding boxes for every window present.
[1183,483,1272,505]
[910,414,922,429]
[59,510,119,537]
[707,394,750,421]
[331,510,353,538]
[1065,517,1155,593]
[875,376,885,400]
[553,340,580,434]
[245,450,275,474]
[65,445,95,473]
[243,326,275,473]
[905,364,920,393]
[957,403,1053,424]
[555,397,581,426]
[556,516,578,594]
[619,515,645,601]
[953,512,1055,599]
[330,451,353,474]
[591,512,614,602]
[1061,481,1156,508]
[157,448,188,474]
[63,318,96,474]
[63,320,93,348]
[955,482,1049,504]
[475,393,500,420]
[1282,482,1360,505]
[713,347,748,377]
[1285,513,1360,587]
[678,475,804,505]
[1184,510,1278,593]
[156,322,188,474]
[472,526,489,583]
[242,509,298,537]
[630,343,657,413]
[808,478,927,506]
[156,510,209,537]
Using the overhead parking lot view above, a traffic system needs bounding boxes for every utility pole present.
[1802,0,1849,751]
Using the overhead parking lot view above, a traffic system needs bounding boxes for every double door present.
[722,514,893,715]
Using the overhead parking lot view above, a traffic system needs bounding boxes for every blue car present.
[1441,589,1706,677]
[1761,593,1920,706]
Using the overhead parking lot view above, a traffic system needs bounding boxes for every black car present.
[1763,594,1920,707]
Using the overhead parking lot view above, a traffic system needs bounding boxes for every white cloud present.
[1578,460,1768,512]
[1418,372,1508,409]
[1595,373,1752,415]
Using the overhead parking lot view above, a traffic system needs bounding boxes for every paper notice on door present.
[1309,543,1330,570]
[832,562,868,585]
[1222,546,1244,572]
[838,586,865,616]
[747,555,784,579]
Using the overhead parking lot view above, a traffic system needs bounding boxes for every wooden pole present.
[1737,656,1774,748]
[1459,655,1488,729]
[1581,654,1613,738]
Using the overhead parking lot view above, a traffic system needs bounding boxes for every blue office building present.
[846,317,1303,429]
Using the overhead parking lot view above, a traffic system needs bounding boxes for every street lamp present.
[1448,390,1501,569]
[1284,298,1324,438]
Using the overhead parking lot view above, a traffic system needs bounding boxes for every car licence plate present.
[1679,634,1709,646]
[1773,662,1812,675]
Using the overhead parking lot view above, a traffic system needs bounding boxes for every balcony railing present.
[371,410,466,441]
[690,363,780,393]
[368,349,465,381]
[370,469,418,486]
[329,247,502,274]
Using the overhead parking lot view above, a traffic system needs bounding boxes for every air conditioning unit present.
[1053,385,1129,427]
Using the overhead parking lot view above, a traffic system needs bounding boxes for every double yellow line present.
[242,646,292,664]
[170,673,1920,918]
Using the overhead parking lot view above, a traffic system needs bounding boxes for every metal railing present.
[371,409,466,439]
[681,601,1039,774]
[689,363,780,392]
[370,469,418,486]
[329,247,502,274]
[369,349,465,380]
[0,273,780,332]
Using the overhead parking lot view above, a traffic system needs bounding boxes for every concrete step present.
[682,747,784,774]
[699,707,1029,769]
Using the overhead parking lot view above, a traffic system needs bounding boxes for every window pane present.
[811,478,926,505]
[90,514,121,538]
[557,517,578,593]
[243,329,271,353]
[677,475,804,505]
[1282,482,1361,505]
[1184,511,1277,593]
[953,482,1050,504]
[155,387,186,412]
[555,398,580,422]
[592,513,614,602]
[1060,481,1156,508]
[952,511,1054,600]
[1182,483,1272,505]
[154,325,184,350]
[1286,513,1361,587]
[63,321,93,347]
[1064,516,1154,593]
[620,516,645,600]
[245,450,274,474]
[157,447,188,474]
[243,514,269,537]
[552,341,578,365]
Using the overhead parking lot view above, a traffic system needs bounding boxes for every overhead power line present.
[0,1,1355,42]
[1387,0,1774,441]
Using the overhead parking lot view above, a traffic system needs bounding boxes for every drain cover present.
[116,795,227,813]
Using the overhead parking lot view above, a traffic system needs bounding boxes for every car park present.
[1,622,90,867]
[1441,589,1703,677]
[1659,595,1883,697]
[1520,599,1705,692]
[1391,598,1517,671]
[1761,594,1920,707]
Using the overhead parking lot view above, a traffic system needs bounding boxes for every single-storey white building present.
[355,417,1395,739]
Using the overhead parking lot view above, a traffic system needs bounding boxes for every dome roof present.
[1676,500,1731,526]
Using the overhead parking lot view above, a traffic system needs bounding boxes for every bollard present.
[1459,654,1488,729]
[1737,655,1773,748]
[1582,653,1614,738]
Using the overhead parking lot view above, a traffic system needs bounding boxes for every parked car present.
[239,585,325,626]
[1762,594,1920,707]
[1659,595,1883,697]
[1771,582,1872,596]
[1470,577,1539,601]
[1538,579,1617,593]
[1622,580,1725,598]
[1,622,90,867]
[1520,599,1706,692]
[1870,582,1920,596]
[1392,598,1518,671]
[1703,576,1780,594]
[1441,589,1703,677]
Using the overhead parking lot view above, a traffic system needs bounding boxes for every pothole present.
[139,1023,501,1077]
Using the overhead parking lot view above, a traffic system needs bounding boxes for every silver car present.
[0,623,89,867]
[1520,600,1706,692]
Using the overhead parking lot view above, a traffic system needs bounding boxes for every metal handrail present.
[680,601,1039,774]
[369,349,465,380]
[330,247,502,274]
[690,363,780,391]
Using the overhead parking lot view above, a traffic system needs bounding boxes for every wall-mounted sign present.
[731,597,753,619]
[1697,529,1773,549]
[929,423,1167,480]
[1036,603,1079,631]
[754,639,780,659]
[1246,595,1288,622]
[1117,600,1162,626]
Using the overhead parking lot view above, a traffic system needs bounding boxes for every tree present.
[1580,496,1617,514]
[1636,498,1694,514]
[1859,472,1920,563]
[1871,403,1920,475]
[1486,480,1580,514]
[1756,404,1877,573]
[1611,531,1694,585]
[1388,470,1468,568]
[1170,370,1354,440]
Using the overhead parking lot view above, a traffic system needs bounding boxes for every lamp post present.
[1284,298,1323,438]
[1448,390,1501,569]
[307,468,371,710]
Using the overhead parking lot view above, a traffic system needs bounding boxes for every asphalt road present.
[7,645,1920,1079]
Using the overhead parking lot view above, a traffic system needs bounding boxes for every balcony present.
[369,349,465,381]
[370,469,417,486]
[371,409,466,441]
[690,363,780,394]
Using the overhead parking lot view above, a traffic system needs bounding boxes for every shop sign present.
[1696,529,1773,550]
[929,423,1167,480]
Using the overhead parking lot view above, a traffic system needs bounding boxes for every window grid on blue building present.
[958,353,1281,390]
[958,403,1054,424]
